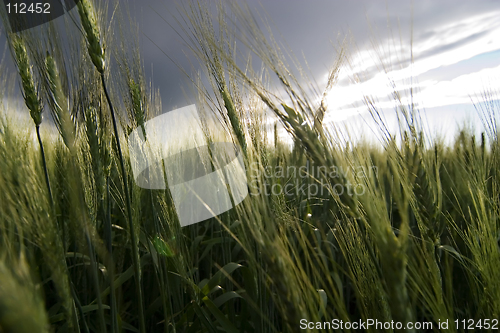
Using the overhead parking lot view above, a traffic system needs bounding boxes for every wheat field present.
[0,1,499,332]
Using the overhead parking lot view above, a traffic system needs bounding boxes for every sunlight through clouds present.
[322,9,500,124]
[418,65,500,108]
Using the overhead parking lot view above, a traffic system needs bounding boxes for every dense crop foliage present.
[1,1,499,332]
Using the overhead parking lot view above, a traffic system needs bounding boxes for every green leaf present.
[213,291,243,308]
[191,300,218,333]
[438,245,464,263]
[200,262,242,296]
[317,289,327,318]
[95,254,151,301]
[152,236,174,257]
[202,296,239,333]
[81,304,111,313]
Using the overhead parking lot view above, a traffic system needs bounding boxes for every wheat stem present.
[101,72,146,333]
[35,125,54,208]
[105,176,119,333]
[77,0,145,330]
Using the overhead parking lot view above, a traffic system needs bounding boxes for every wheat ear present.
[45,53,76,150]
[11,34,54,208]
[76,0,105,74]
[12,35,42,126]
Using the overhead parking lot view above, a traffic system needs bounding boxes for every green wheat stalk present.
[76,1,146,332]
[10,34,54,209]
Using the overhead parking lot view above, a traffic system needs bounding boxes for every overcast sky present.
[2,0,500,142]
[138,0,500,142]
